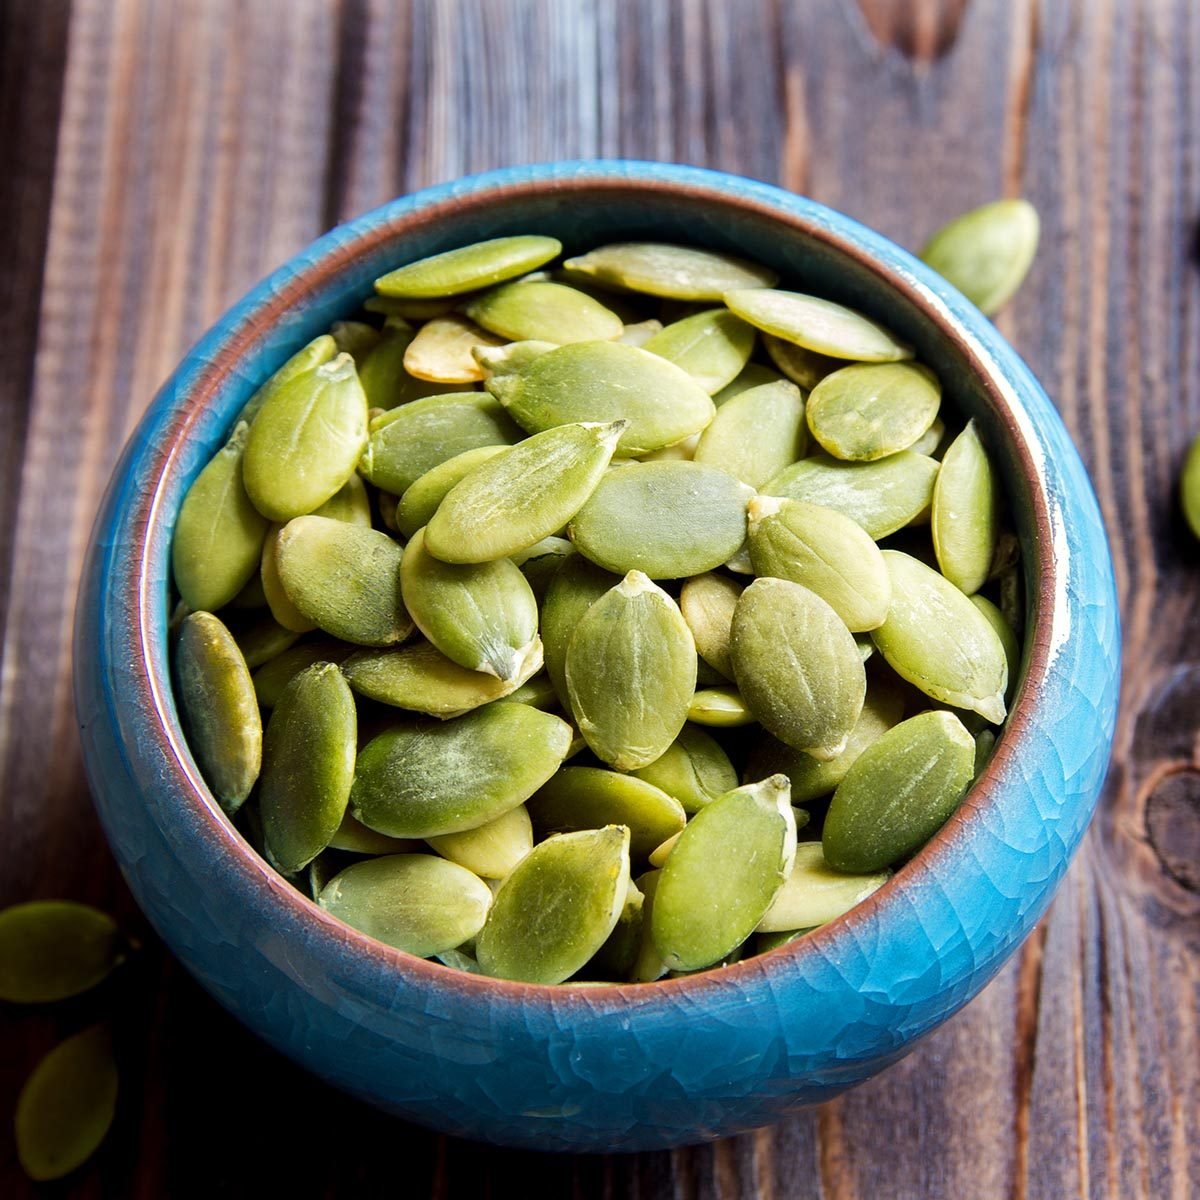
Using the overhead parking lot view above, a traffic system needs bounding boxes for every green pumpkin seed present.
[756,928,814,953]
[472,338,557,381]
[427,804,533,879]
[425,421,625,563]
[806,362,941,462]
[565,572,697,769]
[435,947,483,972]
[642,308,756,394]
[747,496,891,631]
[639,432,700,463]
[365,294,462,320]
[823,710,976,872]
[647,832,680,868]
[313,472,373,527]
[762,332,841,390]
[725,289,914,362]
[651,776,795,972]
[400,527,539,681]
[251,640,352,707]
[476,826,631,983]
[969,593,1020,698]
[259,662,356,872]
[910,416,946,458]
[757,842,890,932]
[319,854,492,955]
[679,572,742,680]
[327,812,419,855]
[330,319,381,365]
[1181,434,1200,539]
[375,235,562,299]
[713,362,783,407]
[920,199,1039,315]
[569,461,752,579]
[175,612,261,813]
[466,280,623,345]
[359,392,522,495]
[617,319,663,346]
[762,450,940,540]
[350,703,572,838]
[730,578,866,759]
[172,422,270,612]
[0,902,126,1004]
[630,724,738,813]
[540,553,619,704]
[932,420,999,594]
[593,879,644,977]
[342,639,536,717]
[486,340,715,456]
[505,673,559,710]
[15,1026,117,1182]
[394,445,508,538]
[402,314,504,383]
[235,333,338,426]
[232,612,300,668]
[243,354,368,522]
[274,516,411,646]
[872,551,1008,724]
[562,242,777,300]
[744,683,904,804]
[686,687,756,727]
[260,524,316,632]
[528,766,686,860]
[693,380,806,489]
[627,870,667,981]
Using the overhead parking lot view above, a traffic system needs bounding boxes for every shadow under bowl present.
[74,161,1120,1153]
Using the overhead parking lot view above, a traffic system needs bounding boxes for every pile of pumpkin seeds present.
[169,201,1036,985]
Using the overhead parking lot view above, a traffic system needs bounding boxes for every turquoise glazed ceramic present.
[74,162,1120,1153]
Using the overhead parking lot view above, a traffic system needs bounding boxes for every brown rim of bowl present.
[137,171,1054,1002]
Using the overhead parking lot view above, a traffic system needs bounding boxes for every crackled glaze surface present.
[74,162,1119,1153]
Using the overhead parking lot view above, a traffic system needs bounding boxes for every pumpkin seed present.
[569,461,752,579]
[259,663,356,873]
[528,766,686,859]
[630,724,738,813]
[744,683,904,804]
[350,703,572,838]
[617,319,663,346]
[175,612,261,813]
[974,727,997,775]
[651,776,795,971]
[327,812,419,856]
[969,593,1020,697]
[730,577,866,759]
[435,947,483,973]
[232,611,300,668]
[642,308,756,394]
[402,314,504,383]
[365,294,462,320]
[400,527,540,681]
[713,362,783,407]
[807,362,941,462]
[235,333,338,426]
[871,551,1008,724]
[932,419,999,594]
[251,640,352,707]
[725,289,914,362]
[472,338,557,381]
[314,472,373,527]
[505,673,559,710]
[910,416,946,458]
[679,572,742,680]
[0,902,126,1004]
[593,879,644,977]
[243,354,368,522]
[647,832,681,868]
[687,687,756,727]
[562,242,777,300]
[319,854,492,956]
[756,842,890,932]
[746,495,891,631]
[565,571,697,769]
[628,870,667,981]
[476,825,631,984]
[260,524,316,632]
[15,1026,117,1182]
[762,332,841,390]
[394,445,508,538]
[486,340,715,456]
[172,421,269,612]
[330,319,381,365]
[756,928,813,953]
[762,451,940,540]
[427,804,534,879]
[466,280,623,344]
[693,380,806,489]
[1182,434,1200,539]
[920,199,1039,315]
[425,421,625,563]
[823,710,976,872]
[375,235,562,298]
[360,392,522,495]
[540,552,619,705]
[274,516,411,647]
[639,432,701,463]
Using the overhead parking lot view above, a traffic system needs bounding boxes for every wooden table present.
[2,1,1197,1195]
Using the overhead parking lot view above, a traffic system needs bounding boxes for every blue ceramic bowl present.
[74,161,1120,1153]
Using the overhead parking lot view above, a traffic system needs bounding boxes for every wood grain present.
[2,1,1198,1196]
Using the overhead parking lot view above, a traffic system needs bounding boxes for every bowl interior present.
[141,167,1050,993]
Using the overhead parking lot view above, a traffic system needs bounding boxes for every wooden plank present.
[2,1,1199,1196]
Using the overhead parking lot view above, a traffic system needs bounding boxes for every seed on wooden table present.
[0,902,127,1004]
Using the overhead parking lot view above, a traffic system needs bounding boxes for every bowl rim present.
[126,160,1060,1002]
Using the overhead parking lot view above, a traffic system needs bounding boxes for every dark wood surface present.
[1,1,1197,1196]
